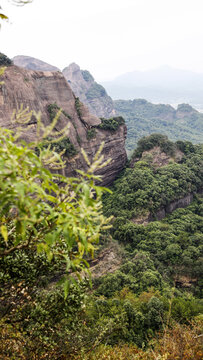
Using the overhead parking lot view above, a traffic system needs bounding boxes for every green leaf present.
[64,279,70,299]
[1,225,8,243]
[0,13,8,20]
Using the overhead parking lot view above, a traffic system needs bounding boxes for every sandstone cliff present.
[0,66,127,186]
[62,63,116,118]
[13,55,60,72]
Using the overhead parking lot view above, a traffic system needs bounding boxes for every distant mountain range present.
[102,66,203,111]
[115,99,203,154]
[12,56,203,153]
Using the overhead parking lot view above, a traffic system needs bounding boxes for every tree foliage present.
[0,52,12,66]
[0,107,112,292]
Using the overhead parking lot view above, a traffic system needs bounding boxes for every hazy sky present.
[1,0,203,80]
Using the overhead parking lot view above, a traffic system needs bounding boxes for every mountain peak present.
[12,55,60,72]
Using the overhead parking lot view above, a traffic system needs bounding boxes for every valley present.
[0,53,202,359]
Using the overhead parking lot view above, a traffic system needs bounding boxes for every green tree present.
[0,107,112,294]
[0,52,12,66]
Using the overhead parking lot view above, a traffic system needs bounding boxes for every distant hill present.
[115,99,203,153]
[10,57,203,152]
[13,55,60,72]
[62,63,116,118]
[102,66,203,111]
[12,56,115,118]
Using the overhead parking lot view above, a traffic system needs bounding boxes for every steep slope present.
[0,65,127,186]
[103,134,203,225]
[62,63,116,118]
[115,99,203,152]
[13,55,60,72]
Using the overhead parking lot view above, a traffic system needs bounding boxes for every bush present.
[47,102,72,121]
[40,136,77,158]
[132,133,176,158]
[86,128,97,140]
[97,116,125,131]
[0,52,13,66]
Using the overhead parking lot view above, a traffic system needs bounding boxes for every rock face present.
[154,193,195,221]
[0,66,127,186]
[13,55,60,72]
[62,63,116,118]
[132,192,200,225]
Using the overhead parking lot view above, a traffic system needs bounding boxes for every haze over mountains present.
[12,55,203,153]
[13,55,115,118]
[13,56,203,110]
[102,66,203,111]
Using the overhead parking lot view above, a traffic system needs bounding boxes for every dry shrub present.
[74,344,147,360]
[151,320,203,360]
[76,320,203,360]
[0,321,202,359]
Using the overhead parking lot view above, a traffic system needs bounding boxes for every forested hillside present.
[115,99,203,153]
[1,133,202,359]
[1,1,203,358]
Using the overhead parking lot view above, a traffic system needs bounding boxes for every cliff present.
[0,65,127,186]
[62,63,116,118]
[13,55,60,72]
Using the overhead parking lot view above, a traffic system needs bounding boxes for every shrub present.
[47,102,72,121]
[97,116,125,131]
[131,133,176,159]
[40,136,77,158]
[0,52,13,66]
[86,128,96,140]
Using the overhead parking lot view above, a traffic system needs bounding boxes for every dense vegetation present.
[47,102,72,121]
[104,136,203,219]
[0,52,13,66]
[86,83,107,99]
[39,136,77,158]
[81,70,94,82]
[114,99,203,153]
[86,128,97,140]
[0,132,203,359]
[97,116,125,131]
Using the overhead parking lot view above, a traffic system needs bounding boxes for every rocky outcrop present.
[131,146,183,168]
[154,193,195,221]
[62,63,116,118]
[0,66,127,186]
[90,241,123,278]
[13,55,60,72]
[133,192,201,225]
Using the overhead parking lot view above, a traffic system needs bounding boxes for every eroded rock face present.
[141,146,183,167]
[132,193,198,225]
[13,55,60,72]
[62,63,116,118]
[0,66,127,186]
[130,146,183,169]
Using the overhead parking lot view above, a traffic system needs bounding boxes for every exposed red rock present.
[0,65,127,186]
[13,55,60,72]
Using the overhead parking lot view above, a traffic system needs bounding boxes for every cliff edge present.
[62,63,116,118]
[0,65,127,186]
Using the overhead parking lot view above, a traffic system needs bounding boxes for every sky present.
[1,0,203,81]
